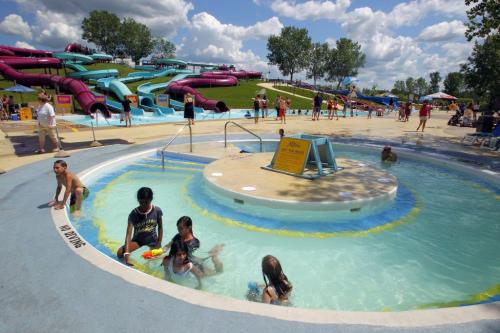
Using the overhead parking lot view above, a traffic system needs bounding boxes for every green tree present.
[267,26,312,82]
[465,0,500,41]
[325,38,366,89]
[119,18,154,65]
[443,72,465,97]
[306,42,329,89]
[461,34,500,109]
[429,72,441,93]
[152,37,176,59]
[81,10,121,55]
[415,77,429,98]
[391,80,406,95]
[405,77,416,95]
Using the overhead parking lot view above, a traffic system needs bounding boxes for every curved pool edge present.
[53,138,500,327]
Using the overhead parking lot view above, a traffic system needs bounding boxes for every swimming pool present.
[58,109,369,127]
[72,141,500,311]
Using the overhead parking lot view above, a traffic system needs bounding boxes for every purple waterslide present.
[0,45,52,57]
[64,43,90,54]
[202,70,261,79]
[167,75,238,112]
[0,47,15,56]
[0,56,109,117]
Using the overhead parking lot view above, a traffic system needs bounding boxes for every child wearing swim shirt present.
[164,240,203,289]
[117,187,163,266]
[50,160,89,217]
[261,255,292,305]
[162,216,223,273]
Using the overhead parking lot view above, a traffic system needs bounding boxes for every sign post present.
[157,94,169,107]
[263,134,338,179]
[272,138,311,175]
[55,95,73,115]
[126,95,138,108]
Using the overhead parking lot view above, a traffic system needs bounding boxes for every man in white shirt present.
[36,93,59,153]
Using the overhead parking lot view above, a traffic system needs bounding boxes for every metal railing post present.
[160,124,192,169]
[224,121,262,152]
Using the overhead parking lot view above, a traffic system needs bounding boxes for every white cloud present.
[14,41,35,49]
[14,0,193,39]
[417,20,466,41]
[33,10,82,49]
[178,12,283,71]
[270,0,351,21]
[325,37,336,47]
[0,14,33,39]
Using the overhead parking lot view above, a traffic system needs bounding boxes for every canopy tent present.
[2,83,35,103]
[419,92,457,102]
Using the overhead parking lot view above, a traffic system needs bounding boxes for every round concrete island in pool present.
[203,152,397,211]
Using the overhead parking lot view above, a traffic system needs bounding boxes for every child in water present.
[163,240,204,289]
[261,255,292,305]
[162,216,223,274]
[117,187,163,266]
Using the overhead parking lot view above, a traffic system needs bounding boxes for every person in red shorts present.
[416,101,431,132]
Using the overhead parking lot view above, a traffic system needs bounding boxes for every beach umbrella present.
[3,83,35,103]
[419,92,457,102]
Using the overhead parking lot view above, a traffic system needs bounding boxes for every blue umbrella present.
[3,83,35,103]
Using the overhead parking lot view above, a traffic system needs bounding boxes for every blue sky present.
[0,0,473,89]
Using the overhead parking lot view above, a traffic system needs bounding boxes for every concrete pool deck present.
[203,153,397,210]
[1,114,499,332]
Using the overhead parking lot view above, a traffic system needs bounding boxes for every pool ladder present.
[160,124,192,169]
[224,121,262,152]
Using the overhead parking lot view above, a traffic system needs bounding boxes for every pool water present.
[73,143,500,311]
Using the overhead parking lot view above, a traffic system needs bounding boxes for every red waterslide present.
[203,70,261,79]
[0,45,52,57]
[167,74,238,112]
[0,56,109,117]
[64,43,90,54]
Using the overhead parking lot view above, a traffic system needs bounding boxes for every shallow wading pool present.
[71,140,500,311]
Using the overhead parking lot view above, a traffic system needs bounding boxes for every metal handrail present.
[224,121,262,152]
[161,124,192,169]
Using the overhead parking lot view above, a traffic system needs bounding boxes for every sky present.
[0,0,474,89]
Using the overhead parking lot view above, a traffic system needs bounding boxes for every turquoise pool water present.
[72,142,500,311]
[59,109,368,127]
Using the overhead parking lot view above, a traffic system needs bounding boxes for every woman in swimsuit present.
[117,187,163,266]
[164,240,204,289]
[261,255,292,305]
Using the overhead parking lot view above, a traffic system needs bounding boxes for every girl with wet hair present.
[162,216,224,274]
[261,255,292,305]
[163,239,203,289]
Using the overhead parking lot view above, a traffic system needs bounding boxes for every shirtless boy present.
[49,160,89,217]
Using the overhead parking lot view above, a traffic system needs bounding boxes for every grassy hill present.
[1,63,323,112]
[196,80,315,109]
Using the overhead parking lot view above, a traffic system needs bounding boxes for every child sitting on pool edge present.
[49,160,89,217]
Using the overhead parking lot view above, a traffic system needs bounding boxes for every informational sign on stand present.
[126,95,138,108]
[95,95,106,104]
[157,94,169,107]
[273,138,311,175]
[19,107,32,120]
[55,95,73,114]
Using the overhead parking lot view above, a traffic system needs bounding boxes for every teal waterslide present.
[54,52,118,80]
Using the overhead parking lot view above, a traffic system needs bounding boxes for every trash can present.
[11,114,19,121]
